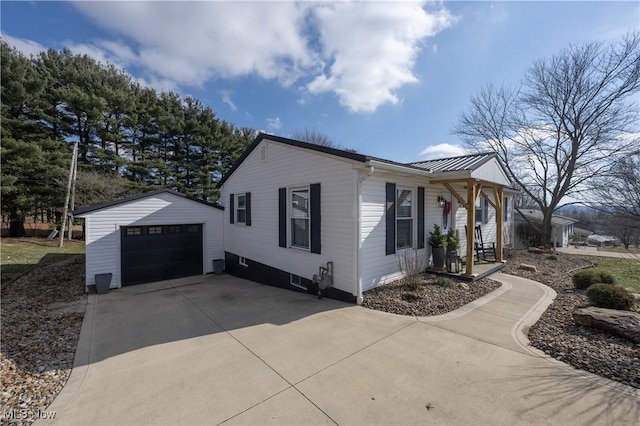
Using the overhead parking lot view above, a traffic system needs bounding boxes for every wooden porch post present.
[495,187,504,262]
[465,180,476,276]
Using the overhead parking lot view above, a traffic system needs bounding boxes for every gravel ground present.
[1,255,86,425]
[502,250,639,389]
[362,275,501,316]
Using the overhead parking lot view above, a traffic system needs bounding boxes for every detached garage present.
[73,189,224,291]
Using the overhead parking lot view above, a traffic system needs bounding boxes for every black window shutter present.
[310,183,321,254]
[385,182,396,255]
[278,188,287,247]
[229,194,235,224]
[484,197,489,224]
[245,192,252,226]
[417,187,425,249]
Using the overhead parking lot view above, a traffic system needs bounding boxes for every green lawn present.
[571,255,640,292]
[1,237,85,283]
[597,246,640,254]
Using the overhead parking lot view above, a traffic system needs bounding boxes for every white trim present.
[236,193,247,225]
[395,186,414,250]
[290,274,306,289]
[239,256,248,267]
[289,186,310,251]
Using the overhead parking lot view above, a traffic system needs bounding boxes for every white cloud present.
[307,2,455,112]
[219,90,237,112]
[69,1,454,113]
[266,117,282,131]
[72,2,314,87]
[1,32,46,57]
[64,41,122,66]
[420,143,467,159]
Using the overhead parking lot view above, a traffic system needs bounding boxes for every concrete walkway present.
[41,273,639,425]
[557,246,640,260]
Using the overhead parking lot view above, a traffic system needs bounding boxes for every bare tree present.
[591,151,640,220]
[291,128,338,148]
[454,33,640,243]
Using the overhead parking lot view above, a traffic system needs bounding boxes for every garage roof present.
[72,188,223,216]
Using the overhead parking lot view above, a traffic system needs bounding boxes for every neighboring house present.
[514,209,578,248]
[587,234,619,247]
[219,134,514,303]
[73,189,224,291]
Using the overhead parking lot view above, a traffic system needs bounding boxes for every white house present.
[514,209,577,248]
[75,134,515,302]
[73,189,224,291]
[218,134,514,303]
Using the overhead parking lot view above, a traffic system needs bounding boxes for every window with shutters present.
[396,188,413,249]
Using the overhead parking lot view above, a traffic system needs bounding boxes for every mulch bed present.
[362,275,501,316]
[502,250,639,389]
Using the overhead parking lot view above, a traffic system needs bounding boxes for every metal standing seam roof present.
[515,209,578,226]
[408,152,497,172]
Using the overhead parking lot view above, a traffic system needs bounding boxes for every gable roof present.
[72,188,223,216]
[409,152,497,172]
[217,133,518,189]
[217,133,435,188]
[515,209,578,227]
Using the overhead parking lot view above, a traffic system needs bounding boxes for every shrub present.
[397,249,425,290]
[586,284,635,310]
[572,269,616,290]
[435,277,458,288]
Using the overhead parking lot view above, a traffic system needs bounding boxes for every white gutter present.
[366,159,432,177]
[355,165,375,304]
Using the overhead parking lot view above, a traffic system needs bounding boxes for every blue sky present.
[2,1,638,162]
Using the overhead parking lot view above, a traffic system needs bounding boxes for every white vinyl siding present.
[221,139,358,296]
[360,175,427,291]
[76,192,224,290]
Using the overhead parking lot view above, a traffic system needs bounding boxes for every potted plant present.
[428,224,447,270]
[446,228,460,253]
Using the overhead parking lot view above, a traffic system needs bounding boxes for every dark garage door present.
[121,224,203,286]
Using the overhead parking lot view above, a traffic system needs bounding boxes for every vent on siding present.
[260,143,268,161]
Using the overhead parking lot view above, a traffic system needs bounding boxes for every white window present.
[290,188,309,249]
[396,188,413,249]
[290,274,305,289]
[476,196,488,224]
[239,256,248,267]
[236,193,246,224]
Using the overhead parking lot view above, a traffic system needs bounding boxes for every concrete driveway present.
[43,273,639,425]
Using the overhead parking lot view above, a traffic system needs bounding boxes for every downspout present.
[356,165,375,304]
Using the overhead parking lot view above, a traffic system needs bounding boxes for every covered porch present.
[410,153,514,278]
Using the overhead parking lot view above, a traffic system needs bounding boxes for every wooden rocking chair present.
[465,225,497,262]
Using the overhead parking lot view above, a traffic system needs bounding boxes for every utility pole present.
[67,143,78,240]
[59,142,78,248]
